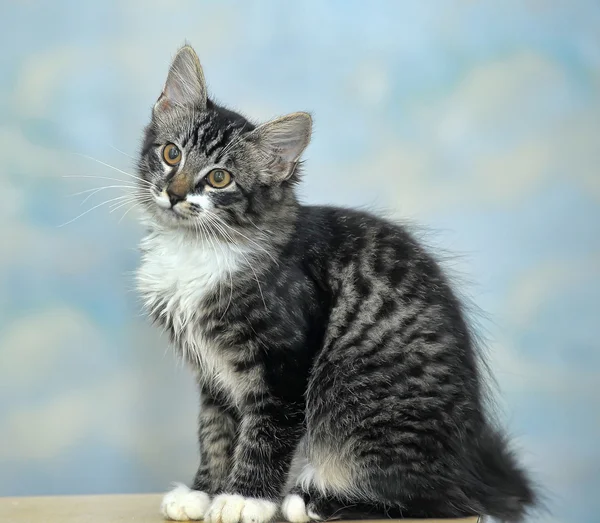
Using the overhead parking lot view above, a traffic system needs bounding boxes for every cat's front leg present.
[162,388,238,521]
[205,397,303,523]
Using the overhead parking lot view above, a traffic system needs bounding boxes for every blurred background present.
[1,1,598,522]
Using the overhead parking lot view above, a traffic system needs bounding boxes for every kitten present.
[136,45,536,523]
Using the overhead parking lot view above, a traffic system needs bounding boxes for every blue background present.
[1,2,598,522]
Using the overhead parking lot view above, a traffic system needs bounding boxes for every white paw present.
[205,494,277,523]
[161,483,211,520]
[281,494,309,523]
[281,494,322,522]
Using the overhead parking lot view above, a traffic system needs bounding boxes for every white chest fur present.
[137,230,253,400]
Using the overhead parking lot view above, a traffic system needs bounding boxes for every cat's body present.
[136,46,536,523]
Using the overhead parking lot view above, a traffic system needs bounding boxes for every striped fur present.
[136,46,536,523]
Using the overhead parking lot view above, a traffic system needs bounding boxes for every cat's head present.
[137,45,311,235]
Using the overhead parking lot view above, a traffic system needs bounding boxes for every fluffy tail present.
[360,426,538,521]
[462,426,537,521]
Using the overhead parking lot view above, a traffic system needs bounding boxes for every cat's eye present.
[206,169,232,188]
[163,143,181,166]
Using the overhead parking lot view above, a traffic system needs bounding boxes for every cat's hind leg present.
[281,487,322,523]
[281,454,400,522]
[281,484,400,522]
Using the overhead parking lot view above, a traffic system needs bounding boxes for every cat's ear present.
[154,45,207,113]
[248,112,312,182]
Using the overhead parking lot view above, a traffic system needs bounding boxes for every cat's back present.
[296,204,438,277]
[295,204,469,350]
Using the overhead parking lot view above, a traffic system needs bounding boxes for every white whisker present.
[67,154,156,192]
[109,199,138,213]
[204,212,268,313]
[208,212,279,267]
[110,195,153,212]
[72,153,148,185]
[108,144,137,160]
[197,213,235,318]
[58,194,135,227]
[62,174,155,189]
[67,184,137,198]
[119,201,144,223]
[199,218,223,306]
[76,185,138,206]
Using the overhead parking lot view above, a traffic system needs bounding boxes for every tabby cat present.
[136,45,536,523]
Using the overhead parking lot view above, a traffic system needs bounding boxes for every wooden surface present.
[0,493,481,523]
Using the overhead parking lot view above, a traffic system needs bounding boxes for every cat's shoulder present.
[297,204,415,239]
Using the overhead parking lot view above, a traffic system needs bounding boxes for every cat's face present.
[137,46,311,234]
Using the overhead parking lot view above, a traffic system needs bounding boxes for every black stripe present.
[205,128,231,157]
[215,123,249,162]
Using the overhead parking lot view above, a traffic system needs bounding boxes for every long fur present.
[136,46,537,522]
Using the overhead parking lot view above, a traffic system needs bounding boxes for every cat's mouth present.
[166,207,184,218]
[148,194,187,224]
[164,205,192,220]
[157,202,203,226]
[152,191,191,219]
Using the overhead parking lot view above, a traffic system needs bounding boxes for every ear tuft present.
[154,45,207,113]
[250,112,312,181]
